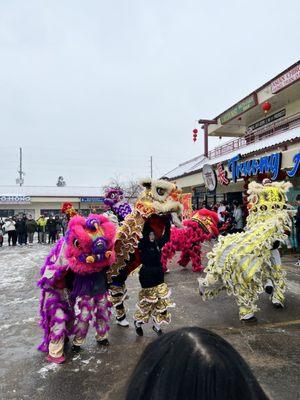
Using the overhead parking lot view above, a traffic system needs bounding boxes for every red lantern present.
[262,101,271,113]
[192,129,198,142]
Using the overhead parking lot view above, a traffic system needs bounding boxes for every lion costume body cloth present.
[161,209,219,272]
[198,180,292,320]
[108,179,183,324]
[38,214,116,361]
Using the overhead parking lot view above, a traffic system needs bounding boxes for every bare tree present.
[102,175,142,202]
[56,176,66,187]
[125,178,142,201]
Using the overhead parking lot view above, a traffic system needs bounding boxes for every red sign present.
[181,193,193,219]
[271,64,300,93]
[217,163,230,185]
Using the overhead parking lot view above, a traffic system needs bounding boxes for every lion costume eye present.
[97,241,105,250]
[156,187,166,196]
[73,238,80,248]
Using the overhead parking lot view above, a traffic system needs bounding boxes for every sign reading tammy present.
[0,195,31,204]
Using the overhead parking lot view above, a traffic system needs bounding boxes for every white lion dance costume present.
[198,179,292,322]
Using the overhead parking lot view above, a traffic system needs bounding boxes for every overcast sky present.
[0,0,299,187]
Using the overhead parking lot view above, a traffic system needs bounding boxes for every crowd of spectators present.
[0,214,68,247]
[195,200,245,234]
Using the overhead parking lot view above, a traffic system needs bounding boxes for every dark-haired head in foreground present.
[125,327,269,400]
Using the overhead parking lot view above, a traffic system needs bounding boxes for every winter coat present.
[26,219,38,233]
[15,220,27,234]
[233,207,243,230]
[3,221,16,232]
[138,238,164,289]
[138,220,171,289]
[55,218,62,232]
[37,218,47,232]
[46,219,57,233]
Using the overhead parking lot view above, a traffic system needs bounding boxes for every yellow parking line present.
[211,319,300,334]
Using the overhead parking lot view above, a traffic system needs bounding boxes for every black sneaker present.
[134,321,143,336]
[71,344,81,353]
[241,316,258,324]
[152,326,163,336]
[97,338,110,346]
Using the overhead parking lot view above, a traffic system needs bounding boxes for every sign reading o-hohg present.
[0,195,31,204]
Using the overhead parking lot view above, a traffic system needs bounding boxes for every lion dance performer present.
[198,179,292,323]
[108,178,183,329]
[38,212,116,363]
[161,209,219,272]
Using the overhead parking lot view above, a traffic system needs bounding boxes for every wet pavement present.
[0,243,300,400]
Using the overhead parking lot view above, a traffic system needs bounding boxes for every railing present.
[208,112,300,159]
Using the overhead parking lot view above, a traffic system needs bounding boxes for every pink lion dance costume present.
[161,209,219,272]
[38,214,116,363]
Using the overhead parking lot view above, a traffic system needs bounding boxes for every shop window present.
[0,210,15,218]
[40,209,63,217]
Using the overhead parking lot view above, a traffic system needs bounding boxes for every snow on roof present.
[0,186,102,197]
[162,155,207,180]
[163,128,300,180]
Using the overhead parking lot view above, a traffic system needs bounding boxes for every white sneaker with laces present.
[116,318,130,327]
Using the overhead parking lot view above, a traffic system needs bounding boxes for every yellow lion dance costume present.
[198,179,292,323]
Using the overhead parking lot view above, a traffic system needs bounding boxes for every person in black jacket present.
[15,215,27,245]
[46,215,57,244]
[133,218,174,337]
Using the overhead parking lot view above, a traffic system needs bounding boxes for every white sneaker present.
[116,318,130,327]
[272,299,284,308]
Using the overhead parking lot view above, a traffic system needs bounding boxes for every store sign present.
[247,109,286,132]
[228,153,282,183]
[217,163,229,185]
[80,197,104,203]
[220,94,258,125]
[287,152,300,177]
[202,164,217,192]
[0,195,31,204]
[271,64,300,94]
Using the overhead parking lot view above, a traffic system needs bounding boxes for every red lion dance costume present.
[161,209,219,272]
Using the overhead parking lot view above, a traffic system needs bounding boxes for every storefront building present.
[0,186,105,218]
[163,61,300,209]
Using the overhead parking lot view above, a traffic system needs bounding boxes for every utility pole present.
[17,147,25,186]
[150,156,153,178]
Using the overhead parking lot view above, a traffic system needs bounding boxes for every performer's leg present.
[47,307,67,364]
[109,283,129,327]
[190,247,203,272]
[237,296,257,323]
[152,283,173,335]
[72,296,94,350]
[269,248,286,308]
[94,294,111,346]
[178,251,191,268]
[133,288,154,336]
